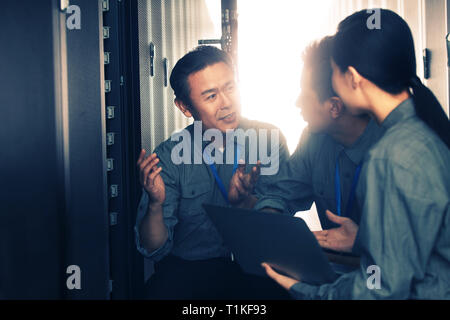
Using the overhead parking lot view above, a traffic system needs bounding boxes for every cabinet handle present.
[163,58,169,87]
[150,42,155,77]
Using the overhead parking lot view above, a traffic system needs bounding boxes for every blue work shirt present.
[290,98,450,299]
[254,118,384,229]
[135,118,289,262]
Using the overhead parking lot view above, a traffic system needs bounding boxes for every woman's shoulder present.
[368,116,450,171]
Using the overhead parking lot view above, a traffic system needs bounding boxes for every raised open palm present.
[137,149,165,205]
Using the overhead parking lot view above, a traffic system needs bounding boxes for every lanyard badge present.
[204,144,241,205]
[335,158,362,217]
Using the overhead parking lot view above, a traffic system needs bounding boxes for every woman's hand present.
[261,263,299,291]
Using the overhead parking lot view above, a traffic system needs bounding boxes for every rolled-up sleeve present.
[134,143,180,262]
[289,269,361,299]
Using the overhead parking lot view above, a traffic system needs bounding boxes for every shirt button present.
[191,190,195,195]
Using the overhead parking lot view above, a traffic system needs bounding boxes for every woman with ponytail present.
[263,9,450,299]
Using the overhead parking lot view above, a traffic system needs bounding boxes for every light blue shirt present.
[135,118,289,262]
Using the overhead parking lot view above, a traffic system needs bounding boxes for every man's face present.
[296,68,333,133]
[187,62,241,133]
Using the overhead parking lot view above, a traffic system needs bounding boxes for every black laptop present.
[203,204,339,285]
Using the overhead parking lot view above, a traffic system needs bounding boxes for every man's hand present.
[313,210,358,253]
[137,149,165,205]
[228,160,260,206]
[262,263,299,291]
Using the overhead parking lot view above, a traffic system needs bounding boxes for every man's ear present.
[347,66,363,90]
[174,99,193,118]
[328,96,344,119]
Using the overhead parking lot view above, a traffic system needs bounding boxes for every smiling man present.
[135,46,289,299]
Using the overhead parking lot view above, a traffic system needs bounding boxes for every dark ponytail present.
[409,76,450,148]
[332,9,450,148]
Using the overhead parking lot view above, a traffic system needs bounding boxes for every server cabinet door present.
[0,0,67,299]
[64,0,111,299]
[424,0,450,114]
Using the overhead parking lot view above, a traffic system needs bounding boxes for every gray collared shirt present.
[135,118,289,262]
[254,118,385,230]
[290,98,450,299]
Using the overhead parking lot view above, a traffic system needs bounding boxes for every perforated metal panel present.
[138,0,164,155]
[137,0,218,155]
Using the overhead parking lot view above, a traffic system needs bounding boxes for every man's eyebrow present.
[200,88,217,96]
[200,81,235,96]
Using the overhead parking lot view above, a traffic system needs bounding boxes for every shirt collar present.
[381,98,416,130]
[342,118,383,165]
[185,119,246,155]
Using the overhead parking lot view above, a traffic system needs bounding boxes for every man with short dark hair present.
[135,46,289,299]
[251,36,385,258]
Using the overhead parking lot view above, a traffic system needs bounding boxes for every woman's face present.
[330,59,368,116]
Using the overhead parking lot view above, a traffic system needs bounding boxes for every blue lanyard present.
[334,157,362,217]
[204,144,240,205]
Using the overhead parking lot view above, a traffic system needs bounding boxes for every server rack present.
[1,0,232,299]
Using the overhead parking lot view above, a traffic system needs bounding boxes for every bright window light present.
[238,0,334,153]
